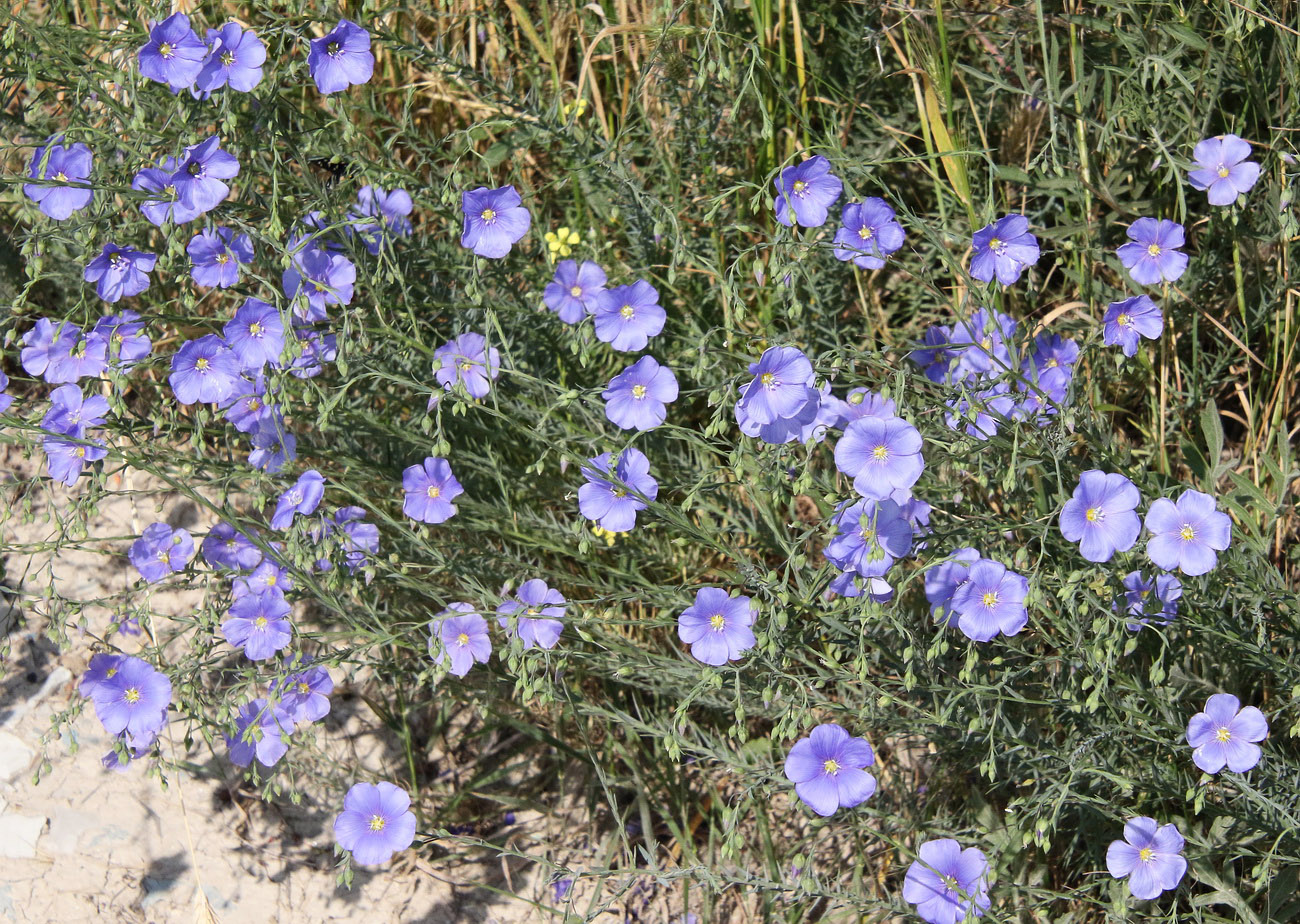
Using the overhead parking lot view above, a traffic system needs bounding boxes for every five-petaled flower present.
[1106,817,1187,900]
[783,723,876,816]
[1188,134,1260,206]
[1117,218,1188,286]
[460,185,531,258]
[309,20,375,94]
[402,457,463,524]
[902,838,992,924]
[1144,489,1232,575]
[1058,471,1142,562]
[334,781,417,865]
[1102,295,1163,357]
[970,214,1040,285]
[773,155,842,228]
[1186,693,1268,774]
[677,587,757,666]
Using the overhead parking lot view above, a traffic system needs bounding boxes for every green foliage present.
[1,1,1298,920]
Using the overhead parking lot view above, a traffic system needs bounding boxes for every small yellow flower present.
[561,98,589,119]
[591,524,625,546]
[544,226,581,260]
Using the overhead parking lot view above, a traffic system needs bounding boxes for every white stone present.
[0,814,46,859]
[0,731,34,784]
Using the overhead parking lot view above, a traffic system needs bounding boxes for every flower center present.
[1179,524,1196,541]
[1146,243,1161,257]
[297,682,311,694]
[611,487,627,498]
[480,208,496,222]
[792,180,808,195]
[988,236,1003,252]
[872,444,889,461]
[569,285,582,297]
[1046,358,1059,368]
[368,814,386,831]
[327,41,343,57]
[157,550,170,563]
[459,359,473,371]
[106,667,118,679]
[255,616,268,629]
[194,357,210,371]
[631,384,647,399]
[1216,727,1232,742]
[822,758,839,775]
[75,447,86,458]
[220,51,235,66]
[456,632,470,647]
[1217,165,1230,178]
[247,397,261,411]
[1085,507,1099,522]
[124,687,141,703]
[265,574,277,586]
[941,874,960,891]
[164,183,177,196]
[1138,847,1155,863]
[1117,313,1132,327]
[158,42,174,58]
[760,372,775,386]
[187,161,202,177]
[248,322,262,336]
[980,336,992,351]
[426,485,441,498]
[858,226,873,240]
[619,304,634,319]
[109,252,124,267]
[215,253,230,264]
[709,613,725,631]
[982,591,999,608]
[54,171,68,182]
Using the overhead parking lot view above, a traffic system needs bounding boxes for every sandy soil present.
[0,451,556,923]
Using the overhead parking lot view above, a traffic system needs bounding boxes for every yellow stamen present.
[872,444,888,461]
[124,688,140,703]
[1215,727,1232,742]
[480,208,496,222]
[1085,508,1099,522]
[1146,243,1161,257]
[426,485,441,498]
[569,286,582,297]
[619,304,634,319]
[822,758,839,775]
[1139,847,1155,862]
[709,613,725,631]
[1179,525,1195,541]
[194,357,210,371]
[456,632,470,646]
[631,384,647,399]
[254,616,268,629]
[368,814,386,832]
[982,591,998,608]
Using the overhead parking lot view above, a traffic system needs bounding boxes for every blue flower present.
[138,13,208,91]
[970,214,1040,285]
[309,20,374,94]
[579,448,657,532]
[187,227,253,288]
[832,198,905,269]
[460,185,530,258]
[603,356,679,431]
[773,156,842,228]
